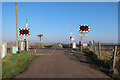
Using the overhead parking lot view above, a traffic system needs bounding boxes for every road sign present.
[79,25,90,32]
[79,33,88,37]
[19,28,30,36]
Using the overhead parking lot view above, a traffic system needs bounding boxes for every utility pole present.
[16,2,18,46]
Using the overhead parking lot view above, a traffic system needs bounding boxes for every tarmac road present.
[14,48,110,78]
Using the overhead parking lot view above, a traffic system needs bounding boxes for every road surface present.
[14,48,110,78]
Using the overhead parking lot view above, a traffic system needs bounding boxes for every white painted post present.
[0,40,1,51]
[2,41,7,58]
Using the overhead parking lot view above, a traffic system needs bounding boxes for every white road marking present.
[35,48,56,56]
[51,48,56,55]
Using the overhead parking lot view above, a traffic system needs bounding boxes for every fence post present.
[118,52,120,76]
[112,46,117,74]
[41,42,43,48]
[35,42,37,49]
[93,40,95,52]
[79,41,83,51]
[94,46,96,54]
[18,40,21,52]
[34,42,36,48]
[98,41,101,59]
[89,41,91,51]
[69,43,70,49]
[10,41,12,53]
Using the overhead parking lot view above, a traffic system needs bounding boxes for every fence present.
[89,40,120,75]
[6,40,30,56]
[7,41,16,54]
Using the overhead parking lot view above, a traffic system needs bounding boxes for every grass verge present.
[73,50,120,79]
[84,50,120,79]
[2,51,36,78]
[51,44,63,49]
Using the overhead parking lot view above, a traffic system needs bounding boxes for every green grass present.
[58,45,63,48]
[51,45,56,48]
[73,50,120,79]
[34,45,45,49]
[73,53,81,60]
[2,51,36,78]
[51,44,63,49]
[83,50,120,79]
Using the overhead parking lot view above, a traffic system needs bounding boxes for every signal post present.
[69,30,76,50]
[79,24,90,51]
[19,19,30,51]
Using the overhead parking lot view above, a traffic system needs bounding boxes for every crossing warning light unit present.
[19,19,30,36]
[70,36,75,41]
[19,28,30,36]
[79,25,90,32]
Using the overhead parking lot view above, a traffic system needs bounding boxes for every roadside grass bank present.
[2,51,36,78]
[73,50,120,79]
[51,44,63,49]
[35,45,45,49]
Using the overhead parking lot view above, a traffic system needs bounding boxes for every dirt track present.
[14,48,110,78]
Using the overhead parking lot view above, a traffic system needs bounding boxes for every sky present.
[2,2,118,44]
[1,0,120,2]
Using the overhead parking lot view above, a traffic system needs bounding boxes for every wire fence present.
[89,41,120,76]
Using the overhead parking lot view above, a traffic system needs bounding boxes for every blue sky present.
[2,2,118,44]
